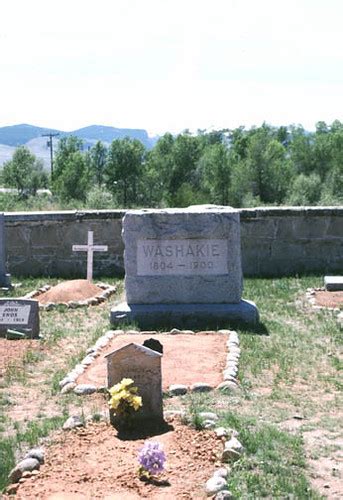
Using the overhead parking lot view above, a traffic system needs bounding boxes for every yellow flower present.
[120,378,134,388]
[108,378,143,413]
[131,395,142,411]
[109,383,122,395]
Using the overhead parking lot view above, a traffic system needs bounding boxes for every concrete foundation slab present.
[110,299,259,329]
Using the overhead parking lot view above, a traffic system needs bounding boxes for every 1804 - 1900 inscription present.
[137,239,228,276]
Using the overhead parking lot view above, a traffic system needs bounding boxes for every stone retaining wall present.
[3,207,343,278]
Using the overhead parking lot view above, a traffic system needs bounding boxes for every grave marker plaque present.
[0,299,39,338]
[105,343,163,425]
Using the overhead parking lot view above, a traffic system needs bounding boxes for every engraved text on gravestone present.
[137,238,228,276]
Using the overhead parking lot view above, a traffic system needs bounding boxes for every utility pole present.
[42,132,59,179]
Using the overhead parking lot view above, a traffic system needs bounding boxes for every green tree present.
[150,132,204,206]
[287,173,322,205]
[289,126,315,176]
[53,136,91,201]
[88,141,107,186]
[2,146,48,197]
[105,137,145,207]
[198,143,231,204]
[143,133,175,206]
[230,126,292,205]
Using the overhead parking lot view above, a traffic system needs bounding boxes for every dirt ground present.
[312,290,343,308]
[0,339,41,378]
[7,419,222,499]
[78,333,227,390]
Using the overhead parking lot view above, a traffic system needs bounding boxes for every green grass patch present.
[0,414,66,491]
[221,412,320,499]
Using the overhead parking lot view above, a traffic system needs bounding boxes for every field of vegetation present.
[0,121,342,212]
[0,275,341,497]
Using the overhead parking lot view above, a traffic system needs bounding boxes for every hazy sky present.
[1,0,342,136]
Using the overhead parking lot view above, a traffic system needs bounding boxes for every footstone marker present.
[0,213,11,288]
[111,205,259,328]
[143,337,164,354]
[324,276,343,292]
[72,231,108,281]
[0,299,39,338]
[105,343,163,425]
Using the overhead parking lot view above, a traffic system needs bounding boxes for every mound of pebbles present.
[24,279,116,310]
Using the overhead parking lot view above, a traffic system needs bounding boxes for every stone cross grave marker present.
[72,231,108,281]
[0,299,39,338]
[105,343,163,425]
[0,213,11,288]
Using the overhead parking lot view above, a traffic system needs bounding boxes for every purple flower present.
[138,441,166,476]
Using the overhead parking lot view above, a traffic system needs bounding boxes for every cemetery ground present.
[0,276,342,499]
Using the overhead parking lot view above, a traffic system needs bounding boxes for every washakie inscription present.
[137,239,228,276]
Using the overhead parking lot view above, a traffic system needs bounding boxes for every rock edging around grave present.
[6,447,45,494]
[58,328,241,396]
[7,413,244,499]
[24,283,116,310]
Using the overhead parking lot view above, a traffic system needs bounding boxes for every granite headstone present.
[111,205,259,328]
[0,299,39,338]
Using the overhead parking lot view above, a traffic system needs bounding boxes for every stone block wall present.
[5,210,125,278]
[240,207,343,276]
[3,207,343,278]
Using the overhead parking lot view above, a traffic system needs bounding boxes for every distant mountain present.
[0,124,61,147]
[0,123,158,169]
[71,125,152,147]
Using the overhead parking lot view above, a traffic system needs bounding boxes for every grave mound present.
[77,333,227,390]
[312,290,343,309]
[9,419,222,499]
[37,279,104,304]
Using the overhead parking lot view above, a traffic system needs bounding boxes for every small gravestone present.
[143,338,163,354]
[0,299,39,338]
[0,213,12,288]
[111,205,259,328]
[105,343,163,425]
[324,276,343,292]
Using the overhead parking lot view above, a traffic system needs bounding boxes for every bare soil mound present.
[77,333,227,390]
[10,419,221,499]
[37,280,104,304]
[313,290,343,308]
